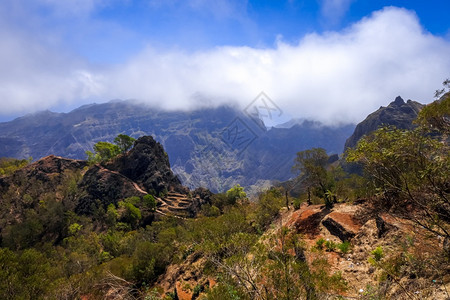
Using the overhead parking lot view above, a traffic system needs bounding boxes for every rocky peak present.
[344,96,424,149]
[104,136,184,194]
[392,96,405,106]
[77,135,195,215]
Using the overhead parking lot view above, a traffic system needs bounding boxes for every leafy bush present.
[315,238,326,250]
[201,204,220,217]
[370,246,384,263]
[226,184,247,205]
[325,240,337,252]
[118,201,142,229]
[337,241,351,254]
[142,194,157,211]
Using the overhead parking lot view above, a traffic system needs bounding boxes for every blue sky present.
[0,0,449,124]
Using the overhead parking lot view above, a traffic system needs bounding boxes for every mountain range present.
[0,96,424,192]
[0,101,354,192]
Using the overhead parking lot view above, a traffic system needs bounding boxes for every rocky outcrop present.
[76,165,147,214]
[344,96,423,149]
[322,211,361,242]
[77,136,209,217]
[375,214,397,238]
[289,205,328,238]
[104,136,185,195]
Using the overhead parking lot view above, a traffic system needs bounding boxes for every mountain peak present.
[344,97,424,149]
[392,96,405,106]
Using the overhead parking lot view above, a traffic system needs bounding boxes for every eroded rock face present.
[105,136,185,195]
[77,136,208,216]
[76,165,146,214]
[322,211,361,242]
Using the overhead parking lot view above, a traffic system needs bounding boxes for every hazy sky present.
[0,0,449,124]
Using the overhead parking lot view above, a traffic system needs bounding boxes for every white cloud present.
[0,7,449,125]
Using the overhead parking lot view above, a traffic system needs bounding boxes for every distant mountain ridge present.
[344,96,423,150]
[0,100,355,192]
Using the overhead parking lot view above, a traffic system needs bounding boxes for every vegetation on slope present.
[0,82,448,299]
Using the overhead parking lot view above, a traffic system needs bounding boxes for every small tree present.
[293,148,335,207]
[226,184,247,205]
[114,134,136,153]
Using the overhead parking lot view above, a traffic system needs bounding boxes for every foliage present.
[346,125,450,237]
[324,240,337,252]
[293,148,329,191]
[86,134,136,163]
[293,198,301,210]
[114,134,136,153]
[226,184,247,204]
[369,246,384,264]
[315,238,326,250]
[0,157,32,176]
[416,90,449,134]
[251,188,283,232]
[337,241,351,254]
[142,194,157,211]
[292,148,339,208]
[118,200,142,229]
[0,248,54,299]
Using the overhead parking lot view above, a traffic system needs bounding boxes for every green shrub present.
[337,241,351,254]
[370,246,384,263]
[325,240,337,252]
[192,284,204,298]
[68,223,83,236]
[106,204,119,227]
[119,201,142,229]
[293,198,301,210]
[201,204,220,217]
[315,238,326,250]
[143,194,157,211]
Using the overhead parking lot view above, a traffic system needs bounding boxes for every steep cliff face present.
[105,136,184,194]
[344,96,423,149]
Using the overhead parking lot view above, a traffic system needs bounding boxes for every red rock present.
[322,211,361,241]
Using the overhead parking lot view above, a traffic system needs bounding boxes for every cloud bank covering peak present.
[0,6,449,125]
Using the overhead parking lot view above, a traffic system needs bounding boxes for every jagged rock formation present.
[344,96,423,149]
[104,136,185,195]
[77,136,208,217]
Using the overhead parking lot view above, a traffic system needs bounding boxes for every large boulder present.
[289,205,328,238]
[322,211,361,241]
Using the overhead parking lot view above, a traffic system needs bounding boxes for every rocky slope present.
[156,202,449,299]
[344,96,423,149]
[0,100,354,192]
[0,136,210,223]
